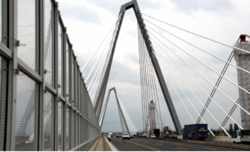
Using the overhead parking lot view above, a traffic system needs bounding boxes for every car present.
[142,133,147,137]
[115,135,120,138]
[151,134,156,138]
[164,134,171,138]
[122,133,130,140]
[130,135,134,138]
[164,134,177,139]
[187,133,193,139]
[187,132,198,140]
[171,134,177,139]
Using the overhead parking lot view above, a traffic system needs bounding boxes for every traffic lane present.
[133,139,178,151]
[129,138,246,151]
[133,139,177,151]
[134,138,244,151]
[153,140,235,151]
[110,137,155,151]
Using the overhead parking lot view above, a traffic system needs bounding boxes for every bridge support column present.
[234,40,250,129]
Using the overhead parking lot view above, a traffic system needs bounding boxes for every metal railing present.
[0,0,100,151]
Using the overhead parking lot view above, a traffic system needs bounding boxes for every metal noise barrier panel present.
[0,0,101,150]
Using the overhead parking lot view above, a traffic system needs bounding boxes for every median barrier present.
[242,144,250,150]
[176,135,183,139]
[204,141,217,146]
[233,144,247,150]
[217,142,231,147]
[232,144,239,149]
[205,136,233,142]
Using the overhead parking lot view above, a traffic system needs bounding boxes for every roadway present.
[110,137,245,151]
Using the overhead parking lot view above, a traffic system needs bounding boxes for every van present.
[234,129,250,144]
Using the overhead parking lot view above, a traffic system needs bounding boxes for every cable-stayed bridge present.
[85,0,249,136]
[0,0,249,151]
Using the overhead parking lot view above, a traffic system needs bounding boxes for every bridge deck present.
[110,137,247,151]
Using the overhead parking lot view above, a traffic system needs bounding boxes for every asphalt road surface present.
[110,137,245,151]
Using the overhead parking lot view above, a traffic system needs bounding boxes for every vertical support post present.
[39,0,45,150]
[68,44,72,149]
[73,61,77,147]
[62,27,67,151]
[35,0,40,150]
[5,0,17,150]
[74,58,76,108]
[54,2,59,151]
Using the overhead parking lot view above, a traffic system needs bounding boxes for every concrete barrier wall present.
[176,135,183,139]
[103,137,118,151]
[103,137,112,151]
[205,136,233,142]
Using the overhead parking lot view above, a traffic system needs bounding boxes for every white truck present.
[122,133,130,140]
[109,133,113,137]
[233,129,250,144]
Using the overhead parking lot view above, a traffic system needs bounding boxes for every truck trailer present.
[183,124,208,140]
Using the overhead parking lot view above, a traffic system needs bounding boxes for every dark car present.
[165,134,177,139]
[187,132,198,140]
[171,135,177,139]
[115,135,120,138]
[164,134,170,138]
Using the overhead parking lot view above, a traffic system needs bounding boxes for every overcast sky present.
[57,0,250,132]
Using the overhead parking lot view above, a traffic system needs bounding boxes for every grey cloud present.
[87,0,160,16]
[59,3,101,24]
[125,52,139,64]
[170,0,236,14]
[108,59,141,86]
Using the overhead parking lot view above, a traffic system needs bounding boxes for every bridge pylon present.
[97,0,182,134]
[100,87,131,135]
